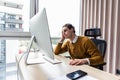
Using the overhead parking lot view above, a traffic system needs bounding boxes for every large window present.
[39,0,80,38]
[0,0,30,80]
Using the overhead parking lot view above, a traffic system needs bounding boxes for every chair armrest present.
[95,62,106,70]
[96,62,106,66]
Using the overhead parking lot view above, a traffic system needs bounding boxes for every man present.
[54,23,104,66]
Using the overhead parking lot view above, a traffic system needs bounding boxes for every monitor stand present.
[25,35,45,65]
[24,35,61,65]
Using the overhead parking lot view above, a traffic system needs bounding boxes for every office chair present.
[84,28,107,70]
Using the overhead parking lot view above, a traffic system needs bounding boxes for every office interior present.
[0,0,120,80]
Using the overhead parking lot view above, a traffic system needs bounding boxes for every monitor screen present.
[25,8,61,64]
[30,8,54,59]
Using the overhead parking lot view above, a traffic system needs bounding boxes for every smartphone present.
[66,70,87,80]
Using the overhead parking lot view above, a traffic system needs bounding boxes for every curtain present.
[80,0,120,74]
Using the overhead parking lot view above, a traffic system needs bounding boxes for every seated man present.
[54,23,104,66]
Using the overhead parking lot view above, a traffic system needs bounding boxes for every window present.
[0,0,30,80]
[39,0,80,38]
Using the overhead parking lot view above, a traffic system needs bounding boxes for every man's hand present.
[61,31,65,40]
[69,59,88,66]
[59,31,65,43]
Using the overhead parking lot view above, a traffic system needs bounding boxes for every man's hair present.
[63,23,75,33]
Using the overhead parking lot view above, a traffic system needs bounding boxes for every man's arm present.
[85,39,104,66]
[54,40,68,55]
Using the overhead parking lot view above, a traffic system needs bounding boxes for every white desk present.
[16,53,120,80]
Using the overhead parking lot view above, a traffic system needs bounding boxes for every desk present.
[16,54,120,80]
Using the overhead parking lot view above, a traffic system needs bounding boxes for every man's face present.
[62,27,73,39]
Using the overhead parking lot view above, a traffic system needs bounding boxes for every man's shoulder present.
[78,36,89,40]
[77,36,93,45]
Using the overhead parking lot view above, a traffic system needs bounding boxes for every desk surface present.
[16,53,120,80]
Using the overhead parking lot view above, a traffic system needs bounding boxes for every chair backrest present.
[91,39,107,58]
[84,28,107,58]
[84,28,101,39]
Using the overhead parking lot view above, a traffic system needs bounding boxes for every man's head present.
[63,23,75,33]
[62,23,76,39]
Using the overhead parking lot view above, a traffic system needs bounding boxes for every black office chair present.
[84,28,107,70]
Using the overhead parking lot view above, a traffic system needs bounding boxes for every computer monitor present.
[25,8,61,64]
